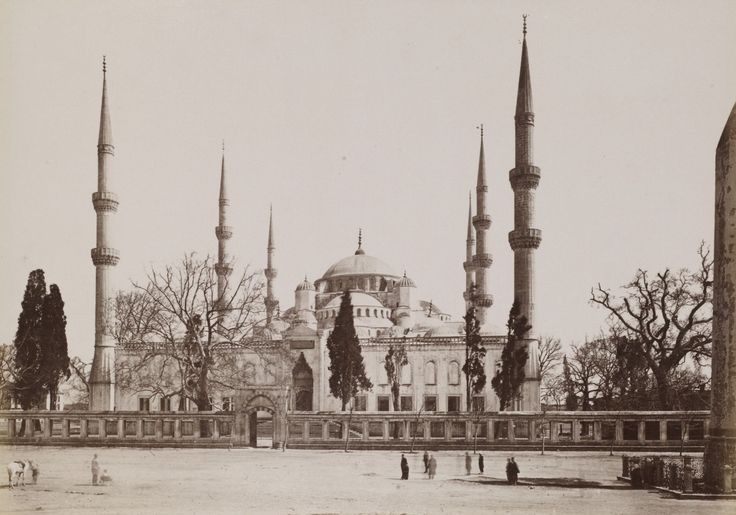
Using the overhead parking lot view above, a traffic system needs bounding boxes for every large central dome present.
[321,253,399,280]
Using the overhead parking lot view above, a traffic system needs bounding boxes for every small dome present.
[397,272,416,288]
[296,276,314,291]
[424,324,460,338]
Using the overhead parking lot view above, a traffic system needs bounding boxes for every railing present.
[0,410,238,446]
[0,410,710,449]
[621,455,705,492]
[284,411,710,448]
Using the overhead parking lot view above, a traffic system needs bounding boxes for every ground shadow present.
[457,477,630,490]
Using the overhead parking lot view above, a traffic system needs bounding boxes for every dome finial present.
[523,14,528,39]
[355,228,365,255]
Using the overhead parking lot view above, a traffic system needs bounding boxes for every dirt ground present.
[0,447,732,514]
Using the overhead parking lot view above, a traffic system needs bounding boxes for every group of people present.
[401,451,517,481]
[90,454,112,486]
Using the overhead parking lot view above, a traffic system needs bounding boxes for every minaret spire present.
[509,16,542,410]
[90,56,119,411]
[215,145,233,313]
[265,206,279,324]
[472,125,493,323]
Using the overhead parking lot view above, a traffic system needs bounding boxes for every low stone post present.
[683,456,693,493]
[117,419,124,438]
[80,419,88,439]
[8,418,16,438]
[724,465,733,494]
[660,420,668,442]
[622,455,629,477]
[43,418,51,439]
[99,418,107,438]
[60,418,69,438]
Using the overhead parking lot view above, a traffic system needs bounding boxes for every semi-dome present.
[321,253,399,280]
[323,292,384,310]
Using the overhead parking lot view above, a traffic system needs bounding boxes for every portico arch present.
[241,394,279,448]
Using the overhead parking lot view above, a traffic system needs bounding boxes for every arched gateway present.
[237,393,284,448]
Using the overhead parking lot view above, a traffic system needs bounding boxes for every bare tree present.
[0,344,16,409]
[65,356,91,408]
[537,336,562,381]
[591,244,713,409]
[114,254,270,429]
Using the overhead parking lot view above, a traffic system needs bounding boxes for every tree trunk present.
[653,371,672,410]
[196,365,212,437]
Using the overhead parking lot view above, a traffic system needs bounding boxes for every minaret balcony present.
[215,226,233,239]
[463,260,476,272]
[97,143,115,156]
[509,165,541,190]
[92,192,119,212]
[215,263,233,276]
[473,253,493,268]
[508,228,542,250]
[472,293,494,308]
[472,214,492,230]
[91,247,120,266]
[265,268,278,280]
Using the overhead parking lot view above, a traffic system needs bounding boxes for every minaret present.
[463,192,476,312]
[90,57,119,411]
[508,17,542,410]
[214,143,233,312]
[264,206,279,324]
[472,125,493,324]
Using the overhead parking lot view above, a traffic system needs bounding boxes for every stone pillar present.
[704,102,736,491]
[637,421,646,442]
[80,419,88,438]
[660,420,668,442]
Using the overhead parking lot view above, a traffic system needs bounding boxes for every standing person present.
[428,454,437,479]
[465,452,472,475]
[510,457,520,485]
[91,454,100,485]
[423,450,429,474]
[400,453,409,480]
[478,453,484,474]
[505,458,513,484]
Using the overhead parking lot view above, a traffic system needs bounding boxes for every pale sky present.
[1,0,735,362]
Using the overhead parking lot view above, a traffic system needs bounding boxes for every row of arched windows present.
[317,307,391,320]
[378,360,462,386]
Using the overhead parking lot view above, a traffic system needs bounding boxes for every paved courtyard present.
[0,447,732,514]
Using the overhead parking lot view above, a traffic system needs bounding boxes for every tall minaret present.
[264,206,279,324]
[90,57,119,411]
[214,143,233,312]
[472,125,494,324]
[463,192,476,312]
[508,17,542,410]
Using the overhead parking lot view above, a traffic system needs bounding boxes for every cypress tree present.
[38,284,71,409]
[462,306,486,411]
[491,300,530,411]
[13,269,47,410]
[326,291,372,410]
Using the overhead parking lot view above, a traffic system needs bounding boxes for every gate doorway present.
[248,410,274,448]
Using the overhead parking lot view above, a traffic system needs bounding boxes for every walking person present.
[91,454,100,485]
[505,458,513,484]
[428,454,437,479]
[478,453,484,474]
[423,450,429,474]
[400,453,409,480]
[465,452,472,475]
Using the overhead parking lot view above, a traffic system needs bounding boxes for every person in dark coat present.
[478,453,484,474]
[400,453,409,480]
[423,450,429,474]
[508,457,520,485]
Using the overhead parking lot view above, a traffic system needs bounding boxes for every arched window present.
[425,361,437,385]
[357,308,362,317]
[400,362,412,385]
[374,309,378,317]
[448,361,461,385]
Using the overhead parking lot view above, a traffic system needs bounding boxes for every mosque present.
[90,23,543,416]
